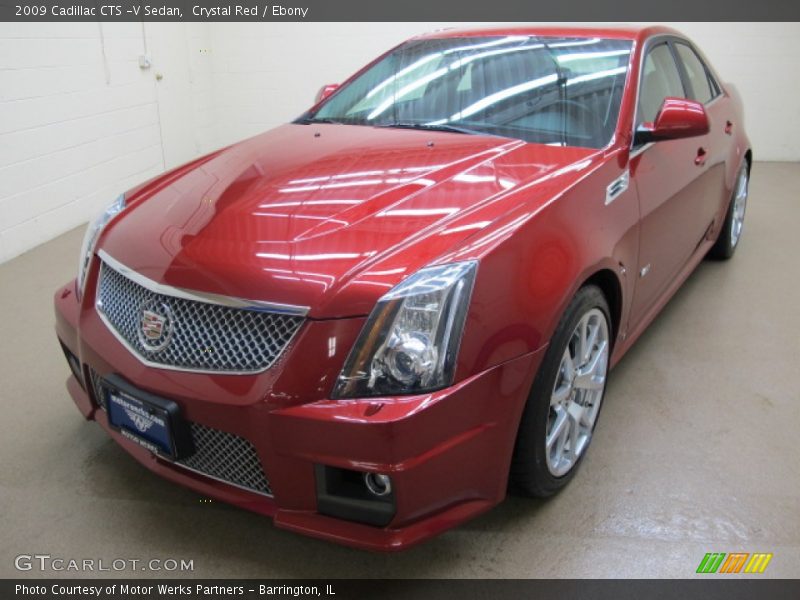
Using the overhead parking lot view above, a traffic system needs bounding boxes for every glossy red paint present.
[315,83,340,103]
[54,25,751,550]
[643,97,710,141]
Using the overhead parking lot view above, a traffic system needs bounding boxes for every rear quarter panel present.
[722,83,752,179]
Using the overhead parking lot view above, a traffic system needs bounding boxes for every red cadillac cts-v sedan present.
[54,26,751,550]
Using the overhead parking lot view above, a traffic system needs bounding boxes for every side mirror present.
[634,97,709,145]
[315,83,340,104]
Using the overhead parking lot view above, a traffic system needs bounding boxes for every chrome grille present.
[176,423,272,496]
[89,368,271,496]
[96,260,305,373]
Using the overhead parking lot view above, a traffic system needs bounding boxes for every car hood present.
[101,123,597,318]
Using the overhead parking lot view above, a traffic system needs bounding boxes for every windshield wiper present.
[376,122,489,136]
[295,116,349,125]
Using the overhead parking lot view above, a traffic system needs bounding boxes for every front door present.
[628,41,715,329]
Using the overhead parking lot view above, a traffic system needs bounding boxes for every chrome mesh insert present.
[96,261,304,373]
[88,368,271,496]
[176,423,272,496]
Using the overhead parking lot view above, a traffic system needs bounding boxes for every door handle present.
[724,120,734,135]
[695,147,708,167]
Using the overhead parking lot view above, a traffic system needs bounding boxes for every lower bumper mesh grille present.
[176,423,272,495]
[88,368,271,496]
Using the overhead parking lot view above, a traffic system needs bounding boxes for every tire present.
[709,162,749,260]
[510,285,611,497]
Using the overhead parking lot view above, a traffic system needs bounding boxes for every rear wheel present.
[511,285,611,497]
[709,163,749,259]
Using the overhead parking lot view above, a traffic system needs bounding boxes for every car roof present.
[413,25,682,43]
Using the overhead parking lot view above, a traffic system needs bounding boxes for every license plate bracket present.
[100,374,194,460]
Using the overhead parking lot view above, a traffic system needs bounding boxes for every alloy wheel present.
[731,168,749,247]
[546,308,609,477]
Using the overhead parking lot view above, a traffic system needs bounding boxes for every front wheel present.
[511,285,611,497]
[709,163,749,260]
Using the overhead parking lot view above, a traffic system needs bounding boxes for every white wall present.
[1,22,798,264]
[208,22,800,157]
[665,22,799,160]
[0,22,215,264]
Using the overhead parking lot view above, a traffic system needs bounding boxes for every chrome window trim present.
[629,34,675,157]
[629,142,654,159]
[94,250,309,376]
[704,93,723,109]
[672,40,724,104]
[629,33,721,160]
[97,250,309,316]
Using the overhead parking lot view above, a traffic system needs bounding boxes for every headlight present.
[76,194,126,300]
[333,260,478,399]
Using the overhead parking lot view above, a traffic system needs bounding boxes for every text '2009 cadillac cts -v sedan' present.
[54,26,751,550]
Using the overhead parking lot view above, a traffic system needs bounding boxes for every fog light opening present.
[315,465,396,527]
[364,472,392,497]
[59,341,85,389]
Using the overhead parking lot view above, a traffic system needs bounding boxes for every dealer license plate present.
[105,386,176,458]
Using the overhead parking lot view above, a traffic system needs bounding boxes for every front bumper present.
[55,279,544,551]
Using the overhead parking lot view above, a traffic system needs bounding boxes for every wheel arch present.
[580,268,623,350]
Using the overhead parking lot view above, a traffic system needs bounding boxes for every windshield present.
[303,36,633,149]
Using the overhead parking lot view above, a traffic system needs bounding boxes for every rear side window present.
[675,43,717,104]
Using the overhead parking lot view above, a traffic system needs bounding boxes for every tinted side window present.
[675,43,715,103]
[638,43,685,126]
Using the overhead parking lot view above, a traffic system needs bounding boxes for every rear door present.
[627,40,716,329]
[673,41,731,228]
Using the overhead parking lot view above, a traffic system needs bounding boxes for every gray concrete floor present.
[0,162,798,579]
